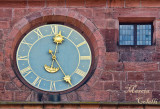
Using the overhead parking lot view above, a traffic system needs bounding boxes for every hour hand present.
[63,75,72,86]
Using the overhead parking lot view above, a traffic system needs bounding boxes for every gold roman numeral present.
[17,55,28,61]
[80,56,91,60]
[20,66,32,77]
[51,25,58,35]
[67,30,73,39]
[50,81,56,91]
[32,76,42,87]
[76,41,86,48]
[34,29,44,39]
[75,69,86,77]
[21,40,33,48]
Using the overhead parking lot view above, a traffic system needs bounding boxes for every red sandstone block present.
[93,8,106,19]
[0,1,27,8]
[92,19,106,29]
[15,18,29,30]
[92,81,104,90]
[125,93,138,102]
[54,8,68,16]
[41,8,53,16]
[104,81,121,90]
[155,82,160,90]
[82,23,93,38]
[101,106,117,109]
[101,29,118,42]
[12,9,28,27]
[130,46,155,51]
[125,0,140,7]
[0,30,3,39]
[108,0,124,8]
[128,72,144,81]
[74,13,87,24]
[93,68,104,79]
[0,91,13,101]
[110,91,125,102]
[124,62,158,72]
[92,30,104,42]
[66,0,85,7]
[46,0,65,7]
[66,91,78,101]
[114,8,159,18]
[6,69,16,80]
[112,72,126,81]
[95,90,110,101]
[119,106,143,109]
[1,72,10,81]
[44,104,61,109]
[4,59,11,70]
[60,94,68,102]
[84,19,97,33]
[26,12,42,22]
[0,9,12,18]
[100,72,113,81]
[106,19,119,29]
[20,85,31,92]
[145,72,160,81]
[120,51,153,62]
[105,62,124,71]
[0,63,3,72]
[77,84,90,92]
[0,21,10,29]
[5,82,18,90]
[137,92,152,101]
[13,77,23,88]
[77,8,93,19]
[0,82,5,90]
[23,105,43,109]
[77,91,95,101]
[152,91,160,101]
[87,75,97,87]
[97,58,106,70]
[0,105,22,109]
[97,40,105,48]
[85,0,106,7]
[28,0,45,7]
[63,105,78,108]
[15,91,31,101]
[0,51,3,62]
[106,52,119,62]
[146,106,160,109]
[141,0,160,7]
[80,104,100,109]
[30,17,43,27]
[28,8,41,14]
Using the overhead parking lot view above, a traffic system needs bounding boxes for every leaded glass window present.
[119,24,152,45]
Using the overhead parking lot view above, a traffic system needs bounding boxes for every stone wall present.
[1,0,160,108]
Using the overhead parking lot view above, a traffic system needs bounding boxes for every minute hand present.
[55,59,66,76]
[55,59,72,85]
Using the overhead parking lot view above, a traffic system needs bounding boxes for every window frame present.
[119,23,153,46]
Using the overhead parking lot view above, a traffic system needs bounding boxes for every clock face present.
[16,24,92,92]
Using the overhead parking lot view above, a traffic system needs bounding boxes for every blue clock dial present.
[16,24,92,92]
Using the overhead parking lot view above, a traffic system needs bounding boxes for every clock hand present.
[44,50,59,73]
[53,43,58,56]
[55,59,66,76]
[55,59,72,85]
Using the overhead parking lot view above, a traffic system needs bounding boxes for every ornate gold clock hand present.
[44,50,59,73]
[55,59,72,85]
